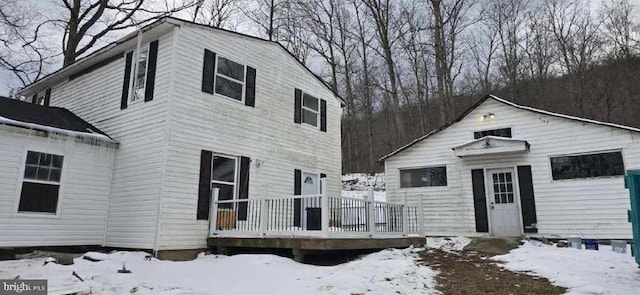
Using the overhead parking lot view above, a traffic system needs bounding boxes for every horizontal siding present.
[0,130,115,247]
[157,25,342,250]
[44,30,176,249]
[386,99,637,239]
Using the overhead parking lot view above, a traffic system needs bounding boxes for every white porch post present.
[367,187,375,236]
[209,188,220,236]
[321,179,329,237]
[418,193,425,235]
[259,197,268,235]
[401,192,409,235]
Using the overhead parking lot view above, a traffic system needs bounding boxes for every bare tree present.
[600,0,638,60]
[190,0,240,28]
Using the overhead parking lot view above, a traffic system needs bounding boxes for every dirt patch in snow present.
[419,249,566,295]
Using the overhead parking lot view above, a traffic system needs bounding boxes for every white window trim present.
[301,92,321,129]
[128,46,149,104]
[210,154,240,209]
[14,148,66,218]
[214,55,247,103]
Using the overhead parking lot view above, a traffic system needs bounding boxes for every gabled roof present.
[0,96,114,142]
[19,17,345,107]
[379,94,640,162]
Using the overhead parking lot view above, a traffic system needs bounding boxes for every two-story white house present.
[1,17,344,258]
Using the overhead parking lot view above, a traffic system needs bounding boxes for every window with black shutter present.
[202,51,256,107]
[18,151,64,214]
[294,89,326,131]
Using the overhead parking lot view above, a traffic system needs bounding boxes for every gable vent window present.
[400,166,447,188]
[18,151,64,214]
[550,151,624,180]
[474,128,512,139]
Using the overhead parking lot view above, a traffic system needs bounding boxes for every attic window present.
[474,128,512,139]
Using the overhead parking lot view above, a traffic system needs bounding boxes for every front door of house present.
[488,168,521,236]
[301,172,320,230]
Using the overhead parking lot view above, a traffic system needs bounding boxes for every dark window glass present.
[215,76,243,101]
[212,183,235,209]
[24,151,63,182]
[474,128,512,139]
[303,93,319,111]
[551,151,624,180]
[302,109,318,126]
[212,156,236,183]
[217,57,245,81]
[18,182,59,213]
[400,166,447,188]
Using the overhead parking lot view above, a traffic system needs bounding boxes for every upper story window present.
[302,93,320,127]
[19,151,64,214]
[31,88,51,106]
[201,49,256,107]
[550,151,624,180]
[215,56,246,102]
[400,166,447,188]
[474,128,512,139]
[130,47,149,102]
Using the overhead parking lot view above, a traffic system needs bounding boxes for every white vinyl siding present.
[385,98,640,239]
[0,130,116,247]
[156,25,342,250]
[42,30,176,249]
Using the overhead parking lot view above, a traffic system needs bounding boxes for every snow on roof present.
[379,94,640,162]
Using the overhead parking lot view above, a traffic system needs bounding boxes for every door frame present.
[483,166,524,236]
[210,153,240,209]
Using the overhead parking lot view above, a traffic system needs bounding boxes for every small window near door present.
[550,151,624,180]
[18,151,64,214]
[211,155,238,209]
[474,128,512,139]
[400,166,447,188]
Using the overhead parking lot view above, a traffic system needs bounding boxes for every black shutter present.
[320,99,327,132]
[294,169,302,227]
[238,156,251,221]
[31,94,37,104]
[144,40,159,102]
[471,169,489,232]
[517,165,538,233]
[245,66,256,107]
[320,173,326,193]
[121,52,133,110]
[294,89,302,123]
[202,49,216,94]
[197,150,213,220]
[44,88,51,106]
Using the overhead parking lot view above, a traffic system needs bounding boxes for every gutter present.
[0,115,119,145]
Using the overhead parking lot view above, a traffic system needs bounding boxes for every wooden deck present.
[207,236,425,262]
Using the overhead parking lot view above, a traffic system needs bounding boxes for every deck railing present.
[209,185,424,238]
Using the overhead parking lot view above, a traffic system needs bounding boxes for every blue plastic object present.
[585,239,599,250]
[624,170,640,267]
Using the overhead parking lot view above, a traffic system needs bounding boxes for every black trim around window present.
[400,166,447,188]
[550,151,625,180]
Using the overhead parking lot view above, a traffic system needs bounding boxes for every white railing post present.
[401,192,409,235]
[259,197,268,235]
[367,187,375,236]
[209,188,220,235]
[321,179,329,237]
[418,194,425,235]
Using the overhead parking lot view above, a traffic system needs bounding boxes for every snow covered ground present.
[425,236,472,252]
[341,173,385,191]
[0,248,437,295]
[495,240,640,294]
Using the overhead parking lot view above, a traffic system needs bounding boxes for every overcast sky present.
[2,0,640,97]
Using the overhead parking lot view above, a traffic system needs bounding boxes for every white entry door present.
[488,168,521,236]
[301,172,320,230]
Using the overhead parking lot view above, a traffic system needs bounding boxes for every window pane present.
[36,167,50,181]
[49,168,62,182]
[52,155,64,169]
[213,183,235,209]
[215,76,243,101]
[26,151,39,165]
[133,49,148,101]
[474,128,512,139]
[39,153,52,166]
[212,156,236,182]
[551,151,624,180]
[217,57,245,81]
[24,165,37,179]
[302,109,318,126]
[399,166,447,188]
[303,93,319,111]
[18,182,59,213]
